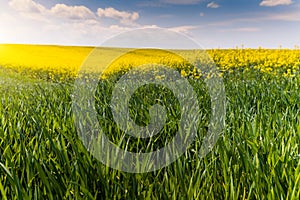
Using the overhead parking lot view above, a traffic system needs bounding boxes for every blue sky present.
[0,0,299,48]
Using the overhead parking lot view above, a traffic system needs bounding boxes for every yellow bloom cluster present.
[0,44,92,80]
[208,48,300,78]
[0,44,299,81]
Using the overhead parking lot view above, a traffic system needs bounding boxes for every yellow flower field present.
[209,48,300,78]
[0,44,300,81]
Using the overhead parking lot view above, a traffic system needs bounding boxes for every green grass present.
[0,68,299,199]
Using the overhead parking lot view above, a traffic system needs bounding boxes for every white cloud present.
[9,0,96,21]
[169,25,198,33]
[265,11,300,21]
[162,0,203,5]
[8,0,49,22]
[208,10,300,28]
[9,0,45,13]
[50,4,96,20]
[207,2,220,8]
[9,0,140,25]
[109,25,132,32]
[5,0,141,45]
[97,7,139,26]
[260,0,293,6]
[200,12,205,17]
[220,27,260,32]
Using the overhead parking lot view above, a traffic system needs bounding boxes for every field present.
[0,44,299,199]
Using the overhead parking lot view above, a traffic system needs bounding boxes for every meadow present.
[0,44,299,199]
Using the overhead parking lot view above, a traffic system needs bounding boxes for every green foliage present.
[0,69,299,199]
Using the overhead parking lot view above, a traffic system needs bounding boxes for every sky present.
[0,0,299,48]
